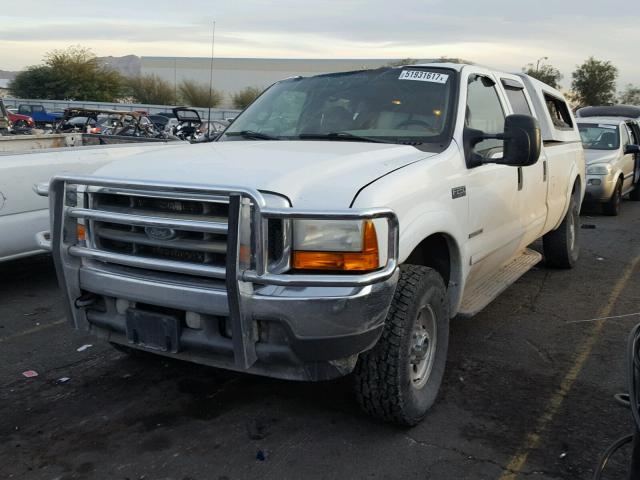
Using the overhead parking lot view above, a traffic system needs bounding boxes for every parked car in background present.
[8,111,35,132]
[148,115,179,134]
[1,134,184,263]
[58,116,101,133]
[578,117,640,214]
[56,108,163,138]
[40,63,585,425]
[17,104,63,127]
[577,105,640,206]
[172,107,202,140]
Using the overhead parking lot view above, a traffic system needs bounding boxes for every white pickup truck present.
[41,63,584,425]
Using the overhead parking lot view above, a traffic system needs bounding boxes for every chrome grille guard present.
[47,174,400,368]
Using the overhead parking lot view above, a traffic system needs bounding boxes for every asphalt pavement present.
[1,201,639,480]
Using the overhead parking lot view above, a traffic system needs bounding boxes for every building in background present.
[141,57,419,107]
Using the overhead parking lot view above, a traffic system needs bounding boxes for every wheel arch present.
[402,232,463,317]
[553,171,583,230]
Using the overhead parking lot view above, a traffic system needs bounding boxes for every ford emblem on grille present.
[144,226,178,241]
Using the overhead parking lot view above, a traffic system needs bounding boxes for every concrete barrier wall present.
[0,133,82,152]
[0,133,179,153]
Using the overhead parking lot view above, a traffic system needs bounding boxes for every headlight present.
[292,219,379,271]
[587,164,612,175]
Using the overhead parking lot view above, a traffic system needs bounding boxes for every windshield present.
[578,123,620,150]
[220,67,456,147]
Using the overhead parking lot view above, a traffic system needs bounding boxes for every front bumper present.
[73,264,398,380]
[584,174,617,203]
[46,175,400,381]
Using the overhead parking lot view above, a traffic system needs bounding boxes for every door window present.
[621,124,630,147]
[466,75,505,159]
[625,124,636,145]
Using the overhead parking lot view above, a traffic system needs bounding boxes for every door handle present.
[517,167,523,191]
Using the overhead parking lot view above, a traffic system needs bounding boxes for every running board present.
[458,248,542,318]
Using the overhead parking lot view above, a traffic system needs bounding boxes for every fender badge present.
[451,186,466,199]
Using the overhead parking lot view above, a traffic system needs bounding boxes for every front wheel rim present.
[409,305,438,389]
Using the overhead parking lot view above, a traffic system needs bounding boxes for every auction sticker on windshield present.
[399,70,449,84]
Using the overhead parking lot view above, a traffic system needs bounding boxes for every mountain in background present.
[0,70,18,80]
[0,55,141,80]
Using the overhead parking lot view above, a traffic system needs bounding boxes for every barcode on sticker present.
[399,70,449,84]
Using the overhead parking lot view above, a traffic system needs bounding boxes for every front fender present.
[397,209,467,316]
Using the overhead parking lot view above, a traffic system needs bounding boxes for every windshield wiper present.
[225,130,280,140]
[298,132,423,145]
[298,132,391,144]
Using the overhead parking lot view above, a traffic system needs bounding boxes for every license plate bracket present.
[125,309,180,353]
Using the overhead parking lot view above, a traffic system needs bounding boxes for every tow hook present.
[74,293,98,308]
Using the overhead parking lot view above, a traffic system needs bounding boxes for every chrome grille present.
[87,190,230,275]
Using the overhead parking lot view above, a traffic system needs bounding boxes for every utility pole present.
[207,20,216,138]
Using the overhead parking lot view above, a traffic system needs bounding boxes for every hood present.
[584,149,619,165]
[93,140,433,208]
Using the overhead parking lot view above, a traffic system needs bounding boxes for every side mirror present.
[464,114,542,168]
[624,144,640,155]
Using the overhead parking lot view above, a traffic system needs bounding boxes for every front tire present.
[354,265,449,426]
[603,179,622,216]
[543,194,580,269]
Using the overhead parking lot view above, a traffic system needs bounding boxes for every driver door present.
[464,72,523,284]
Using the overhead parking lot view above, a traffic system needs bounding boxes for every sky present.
[0,0,638,90]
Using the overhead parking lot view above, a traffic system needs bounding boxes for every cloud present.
[0,0,637,87]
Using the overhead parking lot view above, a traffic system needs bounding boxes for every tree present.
[128,74,176,105]
[619,84,640,105]
[435,56,474,65]
[178,80,222,108]
[9,46,124,101]
[385,58,419,67]
[571,57,618,107]
[523,60,563,88]
[231,86,263,110]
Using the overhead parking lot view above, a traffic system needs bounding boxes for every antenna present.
[207,20,216,138]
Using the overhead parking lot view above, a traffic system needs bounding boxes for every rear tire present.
[354,265,449,426]
[543,194,580,269]
[603,179,622,216]
[630,184,640,201]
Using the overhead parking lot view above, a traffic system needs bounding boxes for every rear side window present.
[503,86,532,116]
[544,94,573,130]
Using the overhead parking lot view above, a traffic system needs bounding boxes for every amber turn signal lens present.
[76,224,86,242]
[292,220,379,271]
